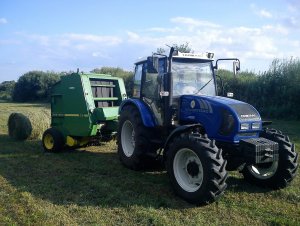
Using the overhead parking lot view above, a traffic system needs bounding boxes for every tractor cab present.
[130,49,238,128]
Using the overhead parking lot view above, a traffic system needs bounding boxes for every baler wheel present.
[42,128,64,152]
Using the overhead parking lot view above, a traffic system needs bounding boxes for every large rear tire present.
[117,105,156,170]
[241,128,298,189]
[166,133,228,205]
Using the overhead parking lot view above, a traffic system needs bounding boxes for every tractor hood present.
[195,95,261,122]
[179,95,261,143]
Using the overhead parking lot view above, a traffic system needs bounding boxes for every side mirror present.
[147,56,159,73]
[233,60,240,76]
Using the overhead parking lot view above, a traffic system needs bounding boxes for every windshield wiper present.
[195,78,213,94]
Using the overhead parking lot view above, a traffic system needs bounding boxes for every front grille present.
[240,137,278,164]
[237,132,257,137]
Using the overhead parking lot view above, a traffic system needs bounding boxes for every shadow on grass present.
[226,176,273,193]
[0,134,274,209]
[0,135,187,208]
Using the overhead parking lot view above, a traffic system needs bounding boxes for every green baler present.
[42,72,127,152]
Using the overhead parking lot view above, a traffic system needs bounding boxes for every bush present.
[0,80,15,101]
[219,58,300,119]
[13,71,60,102]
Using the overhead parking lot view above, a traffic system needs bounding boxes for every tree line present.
[0,68,133,103]
[1,58,299,119]
[218,58,300,119]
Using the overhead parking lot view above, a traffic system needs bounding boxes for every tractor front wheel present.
[241,128,298,189]
[166,133,228,205]
[42,128,64,152]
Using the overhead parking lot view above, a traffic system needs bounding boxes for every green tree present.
[13,71,60,102]
[218,58,300,119]
[156,42,193,54]
[0,80,16,101]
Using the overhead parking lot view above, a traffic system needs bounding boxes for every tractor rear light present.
[251,122,260,130]
[240,123,249,130]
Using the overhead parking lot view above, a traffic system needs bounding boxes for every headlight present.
[240,123,249,130]
[252,122,260,130]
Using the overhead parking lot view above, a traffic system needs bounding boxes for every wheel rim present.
[173,148,204,192]
[247,161,278,179]
[44,134,54,150]
[121,120,135,157]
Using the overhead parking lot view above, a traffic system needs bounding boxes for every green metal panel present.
[92,107,119,121]
[50,72,127,139]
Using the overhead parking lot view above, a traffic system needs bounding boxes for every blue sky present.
[0,0,299,82]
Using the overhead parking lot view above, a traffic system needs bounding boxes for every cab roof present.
[134,51,214,65]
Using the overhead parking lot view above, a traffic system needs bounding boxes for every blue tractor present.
[117,48,298,205]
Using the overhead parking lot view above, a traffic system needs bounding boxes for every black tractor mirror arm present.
[214,58,240,70]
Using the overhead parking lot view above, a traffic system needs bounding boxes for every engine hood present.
[182,95,261,121]
[180,95,261,143]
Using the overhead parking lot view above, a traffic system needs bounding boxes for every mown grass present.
[0,102,299,225]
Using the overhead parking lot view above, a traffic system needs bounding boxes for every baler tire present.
[241,128,298,189]
[118,105,153,170]
[42,128,64,153]
[166,133,228,205]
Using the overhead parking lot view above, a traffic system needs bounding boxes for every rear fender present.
[119,99,156,127]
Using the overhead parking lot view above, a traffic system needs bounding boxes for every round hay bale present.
[7,109,51,140]
[26,109,51,140]
[8,113,32,140]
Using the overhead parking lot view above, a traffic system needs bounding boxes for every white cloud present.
[262,24,289,35]
[0,18,8,24]
[251,4,273,19]
[259,9,273,18]
[92,52,111,59]
[124,17,294,72]
[229,26,261,36]
[282,16,299,29]
[145,27,181,33]
[5,11,300,76]
[170,17,220,32]
[127,31,140,40]
[63,33,122,45]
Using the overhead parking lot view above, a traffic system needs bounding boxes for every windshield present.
[172,61,216,96]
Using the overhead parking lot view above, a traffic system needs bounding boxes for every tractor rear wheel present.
[118,105,156,170]
[42,128,64,152]
[166,133,228,205]
[241,128,298,189]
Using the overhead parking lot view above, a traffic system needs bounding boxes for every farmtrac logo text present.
[240,114,256,118]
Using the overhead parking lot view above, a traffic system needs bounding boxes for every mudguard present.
[163,124,203,150]
[119,99,156,127]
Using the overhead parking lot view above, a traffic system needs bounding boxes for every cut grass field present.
[0,102,299,225]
